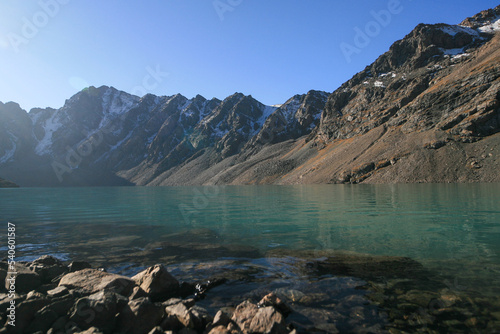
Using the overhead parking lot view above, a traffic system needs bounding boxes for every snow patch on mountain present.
[478,17,500,33]
[102,89,139,115]
[440,25,480,37]
[35,111,63,155]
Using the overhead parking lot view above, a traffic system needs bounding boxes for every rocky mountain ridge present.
[1,6,499,186]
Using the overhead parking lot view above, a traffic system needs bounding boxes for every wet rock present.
[309,253,426,281]
[248,306,287,334]
[132,264,179,302]
[68,261,92,273]
[69,290,128,333]
[116,297,164,334]
[4,263,42,293]
[59,268,135,296]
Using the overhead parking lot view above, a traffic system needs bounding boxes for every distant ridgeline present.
[0,177,19,188]
[0,6,499,186]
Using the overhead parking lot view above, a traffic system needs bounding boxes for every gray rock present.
[129,285,148,300]
[69,290,128,333]
[30,255,68,284]
[132,265,179,302]
[4,263,42,293]
[47,286,69,298]
[68,261,92,273]
[231,300,259,333]
[7,297,51,333]
[165,302,193,328]
[189,305,213,330]
[207,325,231,334]
[0,268,6,292]
[248,306,287,334]
[59,268,135,296]
[258,292,292,317]
[116,297,164,334]
[147,326,165,334]
[76,327,104,334]
[31,255,62,266]
[25,295,76,332]
[212,309,231,327]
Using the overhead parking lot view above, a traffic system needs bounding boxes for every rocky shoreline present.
[1,254,500,333]
[1,256,296,334]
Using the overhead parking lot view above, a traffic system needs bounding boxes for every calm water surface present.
[1,184,500,332]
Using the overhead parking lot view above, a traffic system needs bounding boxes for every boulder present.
[25,295,76,333]
[132,265,179,302]
[165,302,193,328]
[47,286,69,298]
[189,305,213,330]
[231,301,259,333]
[116,297,164,334]
[258,293,292,317]
[59,268,135,296]
[207,325,231,334]
[212,309,231,327]
[128,286,148,300]
[248,306,287,334]
[7,297,51,333]
[68,261,92,273]
[4,263,42,293]
[69,290,128,333]
[30,255,68,284]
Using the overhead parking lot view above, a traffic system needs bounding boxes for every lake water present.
[1,184,500,332]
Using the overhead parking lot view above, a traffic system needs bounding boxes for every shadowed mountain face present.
[1,6,499,186]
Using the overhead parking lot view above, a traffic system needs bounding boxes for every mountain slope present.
[0,6,499,186]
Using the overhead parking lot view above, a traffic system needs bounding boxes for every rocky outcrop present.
[0,256,297,334]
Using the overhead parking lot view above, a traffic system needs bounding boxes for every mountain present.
[0,6,499,186]
[0,86,328,186]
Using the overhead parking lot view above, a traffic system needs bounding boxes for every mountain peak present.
[460,5,500,32]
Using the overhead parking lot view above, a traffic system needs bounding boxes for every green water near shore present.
[1,184,500,332]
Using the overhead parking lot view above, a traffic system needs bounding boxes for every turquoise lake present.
[1,183,500,332]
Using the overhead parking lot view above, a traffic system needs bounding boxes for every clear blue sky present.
[0,0,498,111]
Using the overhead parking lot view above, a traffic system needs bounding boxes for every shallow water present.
[1,184,500,332]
